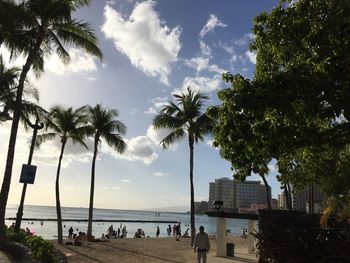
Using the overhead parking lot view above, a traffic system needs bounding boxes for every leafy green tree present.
[36,105,89,244]
[0,0,102,241]
[85,104,126,240]
[153,87,215,245]
[211,0,350,205]
[208,76,273,209]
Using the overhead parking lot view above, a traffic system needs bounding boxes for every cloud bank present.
[102,1,181,85]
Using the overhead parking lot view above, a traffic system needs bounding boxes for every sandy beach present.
[51,236,249,263]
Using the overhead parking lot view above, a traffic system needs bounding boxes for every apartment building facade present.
[208,177,271,212]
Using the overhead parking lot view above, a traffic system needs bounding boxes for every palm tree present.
[0,0,102,240]
[0,55,20,117]
[153,87,215,245]
[0,54,45,123]
[85,104,127,240]
[36,105,89,244]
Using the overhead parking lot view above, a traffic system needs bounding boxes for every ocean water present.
[5,204,248,239]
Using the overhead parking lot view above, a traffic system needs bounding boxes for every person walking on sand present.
[194,225,210,263]
[167,225,171,237]
[68,226,74,239]
[156,226,160,237]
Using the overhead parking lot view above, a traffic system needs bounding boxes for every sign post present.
[19,164,37,184]
[15,118,44,232]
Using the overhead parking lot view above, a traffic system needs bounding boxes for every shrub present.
[7,229,27,243]
[26,236,57,263]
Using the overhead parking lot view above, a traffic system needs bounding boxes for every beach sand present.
[51,235,249,263]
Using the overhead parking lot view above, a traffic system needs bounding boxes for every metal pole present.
[14,118,44,232]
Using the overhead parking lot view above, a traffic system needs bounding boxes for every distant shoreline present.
[7,204,189,214]
[6,217,179,223]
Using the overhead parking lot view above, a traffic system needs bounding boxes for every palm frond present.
[86,104,127,154]
[153,86,211,149]
[160,128,185,149]
[48,30,70,64]
[35,132,58,148]
[153,113,184,130]
[53,20,102,60]
[104,133,127,153]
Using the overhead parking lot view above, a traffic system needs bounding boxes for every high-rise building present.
[208,177,271,211]
[292,184,327,213]
[278,192,286,210]
[278,184,327,213]
[209,178,235,211]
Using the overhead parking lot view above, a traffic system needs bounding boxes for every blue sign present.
[19,164,37,184]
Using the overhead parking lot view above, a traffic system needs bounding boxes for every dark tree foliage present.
[211,0,350,198]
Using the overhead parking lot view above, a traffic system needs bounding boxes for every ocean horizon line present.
[6,217,180,224]
[7,203,189,214]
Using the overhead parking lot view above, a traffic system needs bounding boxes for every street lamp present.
[14,118,44,232]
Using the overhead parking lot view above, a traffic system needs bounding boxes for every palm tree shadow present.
[100,242,182,263]
[63,245,107,263]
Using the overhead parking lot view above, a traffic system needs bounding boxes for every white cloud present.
[199,40,211,57]
[130,108,138,115]
[102,2,181,85]
[87,77,97,81]
[184,40,224,74]
[206,139,214,147]
[234,33,255,46]
[121,179,131,183]
[199,14,227,38]
[145,97,168,114]
[34,137,93,168]
[100,125,179,165]
[0,46,26,69]
[146,125,174,146]
[268,163,277,172]
[104,136,158,164]
[246,50,257,64]
[45,48,97,75]
[154,172,169,177]
[175,75,222,94]
[0,124,93,170]
[106,0,116,5]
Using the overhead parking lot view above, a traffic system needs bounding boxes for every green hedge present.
[7,227,57,263]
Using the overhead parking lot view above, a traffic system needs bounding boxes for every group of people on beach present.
[67,226,87,246]
[133,222,186,239]
[101,224,127,239]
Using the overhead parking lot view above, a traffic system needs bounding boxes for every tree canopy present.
[211,0,350,197]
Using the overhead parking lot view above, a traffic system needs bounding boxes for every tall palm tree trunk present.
[87,135,99,240]
[189,135,195,246]
[0,27,45,241]
[260,175,271,210]
[0,109,21,241]
[56,140,66,245]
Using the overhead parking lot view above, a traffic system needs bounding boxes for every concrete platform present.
[207,247,258,263]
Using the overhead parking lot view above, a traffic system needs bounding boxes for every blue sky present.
[0,0,281,211]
